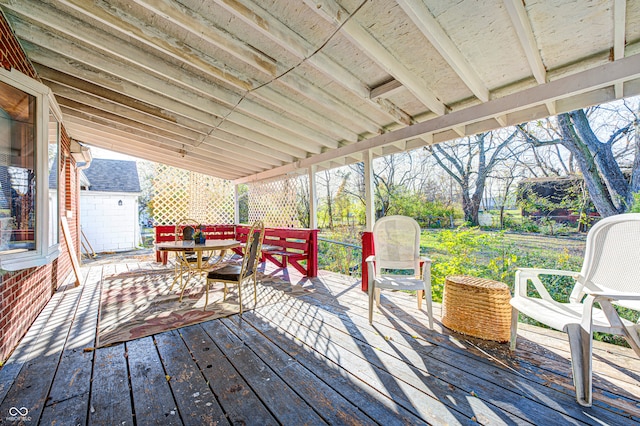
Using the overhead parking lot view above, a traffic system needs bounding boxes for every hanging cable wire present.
[194,0,370,148]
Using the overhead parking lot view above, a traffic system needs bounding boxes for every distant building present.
[80,158,141,253]
[518,176,598,224]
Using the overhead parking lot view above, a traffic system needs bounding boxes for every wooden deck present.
[0,255,639,425]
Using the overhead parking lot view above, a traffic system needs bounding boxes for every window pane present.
[0,80,36,253]
[48,111,59,246]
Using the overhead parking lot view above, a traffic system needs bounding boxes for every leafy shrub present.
[631,192,640,213]
[511,216,539,233]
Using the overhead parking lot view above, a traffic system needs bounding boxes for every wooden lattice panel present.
[151,164,234,225]
[248,175,305,228]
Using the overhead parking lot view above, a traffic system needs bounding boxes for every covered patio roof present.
[2,0,640,182]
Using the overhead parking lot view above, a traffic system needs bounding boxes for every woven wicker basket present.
[442,275,512,343]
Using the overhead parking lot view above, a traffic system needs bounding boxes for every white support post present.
[309,165,318,229]
[234,184,240,224]
[364,149,375,231]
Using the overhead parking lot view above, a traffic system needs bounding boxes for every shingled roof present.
[82,159,141,193]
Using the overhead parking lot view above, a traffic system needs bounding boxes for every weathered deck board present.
[39,265,103,425]
[89,344,134,425]
[179,324,278,425]
[255,299,535,425]
[314,275,640,420]
[127,336,181,425]
[154,330,229,426]
[259,296,616,425]
[219,315,378,426]
[0,271,88,424]
[200,319,327,425]
[0,258,638,425]
[312,270,640,410]
[239,310,430,426]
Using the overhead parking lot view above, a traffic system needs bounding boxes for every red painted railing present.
[361,231,374,292]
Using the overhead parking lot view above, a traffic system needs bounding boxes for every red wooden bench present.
[155,224,318,277]
[234,226,318,277]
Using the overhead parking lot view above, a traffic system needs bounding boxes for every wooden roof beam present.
[73,131,246,179]
[126,0,357,142]
[65,119,251,178]
[20,36,314,158]
[213,0,417,128]
[396,0,489,102]
[54,0,253,90]
[503,0,547,84]
[58,99,281,170]
[130,0,277,76]
[211,0,392,131]
[6,9,337,152]
[33,56,306,163]
[36,66,296,164]
[306,0,446,116]
[235,54,640,184]
[370,79,404,100]
[614,0,627,98]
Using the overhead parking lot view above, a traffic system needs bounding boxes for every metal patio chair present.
[204,220,265,313]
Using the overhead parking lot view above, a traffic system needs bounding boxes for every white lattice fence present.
[247,174,307,228]
[151,164,234,225]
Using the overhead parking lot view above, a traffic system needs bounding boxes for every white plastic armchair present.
[510,213,640,407]
[366,215,433,329]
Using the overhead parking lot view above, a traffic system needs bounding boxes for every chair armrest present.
[517,267,579,276]
[585,290,640,300]
[514,267,579,301]
[419,257,431,282]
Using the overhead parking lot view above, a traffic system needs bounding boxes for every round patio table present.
[156,239,240,269]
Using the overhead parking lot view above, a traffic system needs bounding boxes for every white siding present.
[80,191,140,253]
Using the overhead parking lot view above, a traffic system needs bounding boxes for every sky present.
[89,146,143,162]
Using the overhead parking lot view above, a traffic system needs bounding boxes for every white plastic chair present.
[510,213,640,406]
[366,215,433,328]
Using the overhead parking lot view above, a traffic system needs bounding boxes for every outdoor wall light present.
[118,200,123,206]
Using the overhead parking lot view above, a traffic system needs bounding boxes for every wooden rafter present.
[503,0,546,84]
[396,0,489,102]
[305,0,446,116]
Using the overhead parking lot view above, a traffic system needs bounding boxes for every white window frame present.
[0,68,60,271]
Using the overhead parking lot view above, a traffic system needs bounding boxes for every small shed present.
[517,176,597,223]
[80,159,141,253]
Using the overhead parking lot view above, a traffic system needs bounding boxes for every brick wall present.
[0,12,77,363]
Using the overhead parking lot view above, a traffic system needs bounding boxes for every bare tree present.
[427,129,520,225]
[317,170,336,229]
[519,99,640,217]
[342,151,428,219]
[486,158,527,228]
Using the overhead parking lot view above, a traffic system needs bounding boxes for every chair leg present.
[425,286,433,330]
[238,282,243,315]
[368,283,374,324]
[565,323,593,407]
[178,271,193,302]
[509,307,519,351]
[416,290,423,310]
[253,276,257,307]
[203,280,209,311]
[375,288,381,308]
[622,325,640,357]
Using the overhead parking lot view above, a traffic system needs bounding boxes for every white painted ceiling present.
[2,0,639,183]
